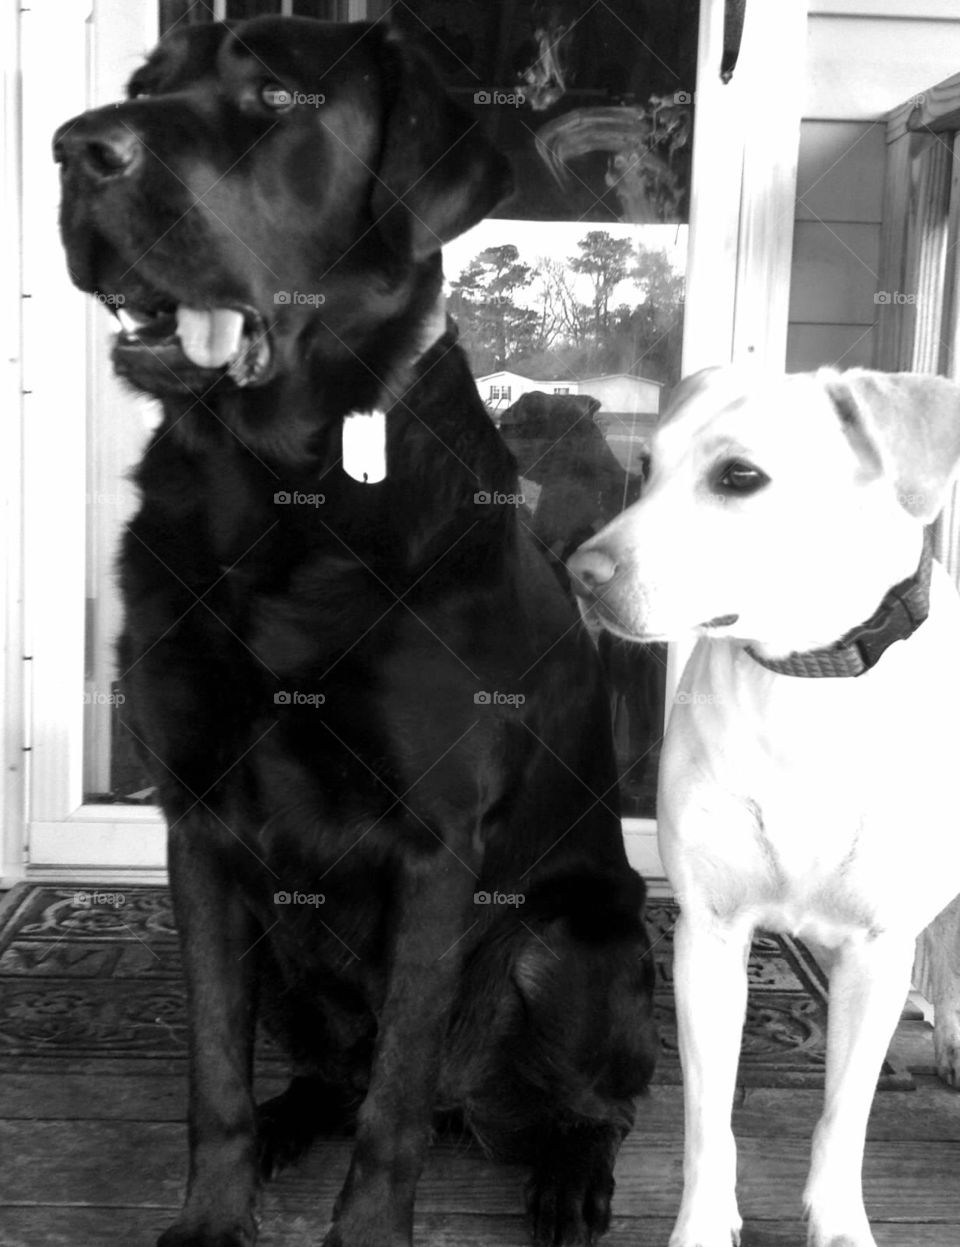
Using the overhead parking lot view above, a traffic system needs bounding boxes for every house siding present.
[787,3,960,373]
[475,372,661,416]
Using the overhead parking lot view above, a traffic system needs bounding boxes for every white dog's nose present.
[567,547,618,599]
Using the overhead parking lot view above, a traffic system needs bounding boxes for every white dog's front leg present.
[670,909,751,1247]
[804,934,914,1247]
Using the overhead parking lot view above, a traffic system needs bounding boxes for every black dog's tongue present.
[113,303,271,388]
[175,307,246,368]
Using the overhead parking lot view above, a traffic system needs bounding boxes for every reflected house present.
[476,369,662,472]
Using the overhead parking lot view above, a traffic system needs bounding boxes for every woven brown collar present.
[746,531,933,678]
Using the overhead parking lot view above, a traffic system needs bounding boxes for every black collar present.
[746,531,933,678]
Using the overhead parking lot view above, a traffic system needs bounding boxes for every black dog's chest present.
[172,445,396,632]
[126,453,501,752]
[203,447,381,574]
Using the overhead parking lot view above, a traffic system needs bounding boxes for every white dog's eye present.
[715,460,770,496]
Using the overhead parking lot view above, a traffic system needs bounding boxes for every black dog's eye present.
[714,459,770,496]
[260,82,295,112]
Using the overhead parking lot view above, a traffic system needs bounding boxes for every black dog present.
[55,17,656,1247]
[498,391,646,563]
[498,392,664,804]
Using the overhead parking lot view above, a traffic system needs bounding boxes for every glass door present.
[20,0,800,880]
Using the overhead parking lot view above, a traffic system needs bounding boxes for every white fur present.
[572,366,960,1247]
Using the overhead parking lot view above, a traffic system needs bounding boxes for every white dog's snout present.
[567,547,618,600]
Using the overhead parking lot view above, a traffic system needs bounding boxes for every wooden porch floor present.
[1,1011,958,1247]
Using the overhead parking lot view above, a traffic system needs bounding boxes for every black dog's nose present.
[54,117,142,180]
[567,548,618,599]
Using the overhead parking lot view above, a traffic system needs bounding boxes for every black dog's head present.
[500,391,602,440]
[499,391,606,480]
[54,17,511,399]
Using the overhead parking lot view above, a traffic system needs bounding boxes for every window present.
[878,76,960,588]
[437,0,700,820]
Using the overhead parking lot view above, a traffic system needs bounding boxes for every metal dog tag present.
[342,410,387,484]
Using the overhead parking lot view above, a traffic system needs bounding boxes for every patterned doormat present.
[0,885,912,1088]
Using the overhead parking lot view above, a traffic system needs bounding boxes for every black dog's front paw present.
[525,1125,618,1246]
[157,1217,256,1247]
[526,1171,613,1247]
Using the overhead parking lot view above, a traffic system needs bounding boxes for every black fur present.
[55,16,657,1247]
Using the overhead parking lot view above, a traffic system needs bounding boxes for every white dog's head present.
[568,367,960,657]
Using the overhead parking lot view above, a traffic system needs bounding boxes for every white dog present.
[568,366,960,1247]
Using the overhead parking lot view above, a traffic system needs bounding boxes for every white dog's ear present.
[659,366,730,427]
[822,368,960,522]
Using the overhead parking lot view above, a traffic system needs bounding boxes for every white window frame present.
[8,0,806,886]
[13,0,162,885]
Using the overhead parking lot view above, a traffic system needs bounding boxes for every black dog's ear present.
[370,27,513,260]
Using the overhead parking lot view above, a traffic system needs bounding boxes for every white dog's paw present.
[807,1236,876,1247]
[806,1206,876,1247]
[668,1210,742,1247]
[668,1231,740,1247]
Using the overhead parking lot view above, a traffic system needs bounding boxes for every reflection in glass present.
[444,217,682,817]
